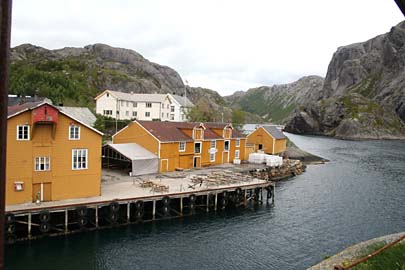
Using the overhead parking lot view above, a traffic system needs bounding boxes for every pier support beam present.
[28,213,32,239]
[127,202,131,222]
[95,206,99,228]
[152,200,156,220]
[65,210,68,233]
[180,197,183,215]
[244,189,247,206]
[206,195,209,212]
[214,193,218,211]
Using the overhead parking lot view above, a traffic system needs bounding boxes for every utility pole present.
[0,1,12,269]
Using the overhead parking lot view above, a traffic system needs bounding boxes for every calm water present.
[6,134,405,270]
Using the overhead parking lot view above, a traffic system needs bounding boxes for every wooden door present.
[32,183,52,202]
[160,159,168,172]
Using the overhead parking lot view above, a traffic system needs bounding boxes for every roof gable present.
[262,126,287,140]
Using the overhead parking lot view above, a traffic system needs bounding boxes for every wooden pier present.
[5,170,275,244]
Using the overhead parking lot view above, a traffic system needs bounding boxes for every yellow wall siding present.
[113,122,159,156]
[274,138,287,154]
[247,127,286,154]
[6,110,102,205]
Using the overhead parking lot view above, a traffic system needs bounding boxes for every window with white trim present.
[126,111,129,116]
[170,114,175,120]
[103,110,112,116]
[210,140,216,149]
[235,150,240,159]
[17,125,30,140]
[69,125,80,140]
[72,149,88,170]
[179,141,186,152]
[171,106,175,112]
[146,102,152,108]
[210,153,215,162]
[133,102,137,107]
[145,112,150,117]
[133,111,137,117]
[35,157,50,171]
[236,139,240,147]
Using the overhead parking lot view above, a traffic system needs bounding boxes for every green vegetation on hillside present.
[10,58,100,107]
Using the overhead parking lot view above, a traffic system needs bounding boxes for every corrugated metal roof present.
[104,90,167,103]
[58,106,96,127]
[263,125,287,139]
[170,94,194,107]
[105,143,157,160]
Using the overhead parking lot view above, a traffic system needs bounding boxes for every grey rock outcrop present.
[286,21,405,139]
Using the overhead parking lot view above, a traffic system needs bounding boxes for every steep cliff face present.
[225,76,324,123]
[285,21,405,139]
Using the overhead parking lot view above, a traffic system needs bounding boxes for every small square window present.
[17,125,30,140]
[69,125,80,140]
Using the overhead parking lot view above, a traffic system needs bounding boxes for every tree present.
[232,109,245,130]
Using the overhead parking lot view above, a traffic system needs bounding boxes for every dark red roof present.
[7,101,45,118]
[137,121,194,142]
[136,121,245,142]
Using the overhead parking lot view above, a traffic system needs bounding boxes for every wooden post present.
[64,209,68,233]
[127,202,130,222]
[152,200,156,220]
[272,184,275,205]
[180,196,183,215]
[214,193,218,211]
[0,1,12,268]
[244,189,247,206]
[28,213,32,239]
[95,206,99,228]
[206,194,209,212]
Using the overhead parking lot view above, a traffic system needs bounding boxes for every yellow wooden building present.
[247,126,287,155]
[113,121,246,172]
[6,101,103,205]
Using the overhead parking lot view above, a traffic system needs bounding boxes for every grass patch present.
[350,242,405,270]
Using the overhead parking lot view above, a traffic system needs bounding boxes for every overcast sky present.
[11,0,404,96]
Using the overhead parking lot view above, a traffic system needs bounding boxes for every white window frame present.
[126,111,129,116]
[170,114,175,120]
[211,140,216,149]
[235,150,240,159]
[146,102,152,108]
[145,111,151,117]
[224,140,230,151]
[210,152,215,162]
[179,141,186,152]
[69,125,80,140]
[133,102,137,107]
[72,149,88,170]
[194,142,202,154]
[35,156,50,171]
[171,105,175,112]
[17,125,30,140]
[133,111,137,117]
[236,139,240,147]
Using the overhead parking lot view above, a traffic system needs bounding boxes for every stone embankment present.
[249,159,306,181]
[308,232,405,270]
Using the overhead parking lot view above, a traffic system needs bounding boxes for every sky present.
[11,0,404,96]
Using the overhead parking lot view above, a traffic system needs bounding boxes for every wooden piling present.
[64,209,68,233]
[152,200,156,220]
[214,193,218,211]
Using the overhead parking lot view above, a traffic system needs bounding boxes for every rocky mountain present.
[285,21,405,139]
[225,75,324,123]
[10,43,260,123]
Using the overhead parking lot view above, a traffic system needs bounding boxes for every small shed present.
[102,143,158,176]
[247,125,287,155]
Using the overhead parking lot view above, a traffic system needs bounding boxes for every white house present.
[94,90,194,122]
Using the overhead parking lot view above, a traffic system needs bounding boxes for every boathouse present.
[247,125,287,154]
[6,101,103,205]
[102,143,159,175]
[112,121,246,172]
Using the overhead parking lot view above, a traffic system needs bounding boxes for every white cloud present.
[11,0,404,95]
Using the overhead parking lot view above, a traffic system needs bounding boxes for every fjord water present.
[6,134,405,270]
